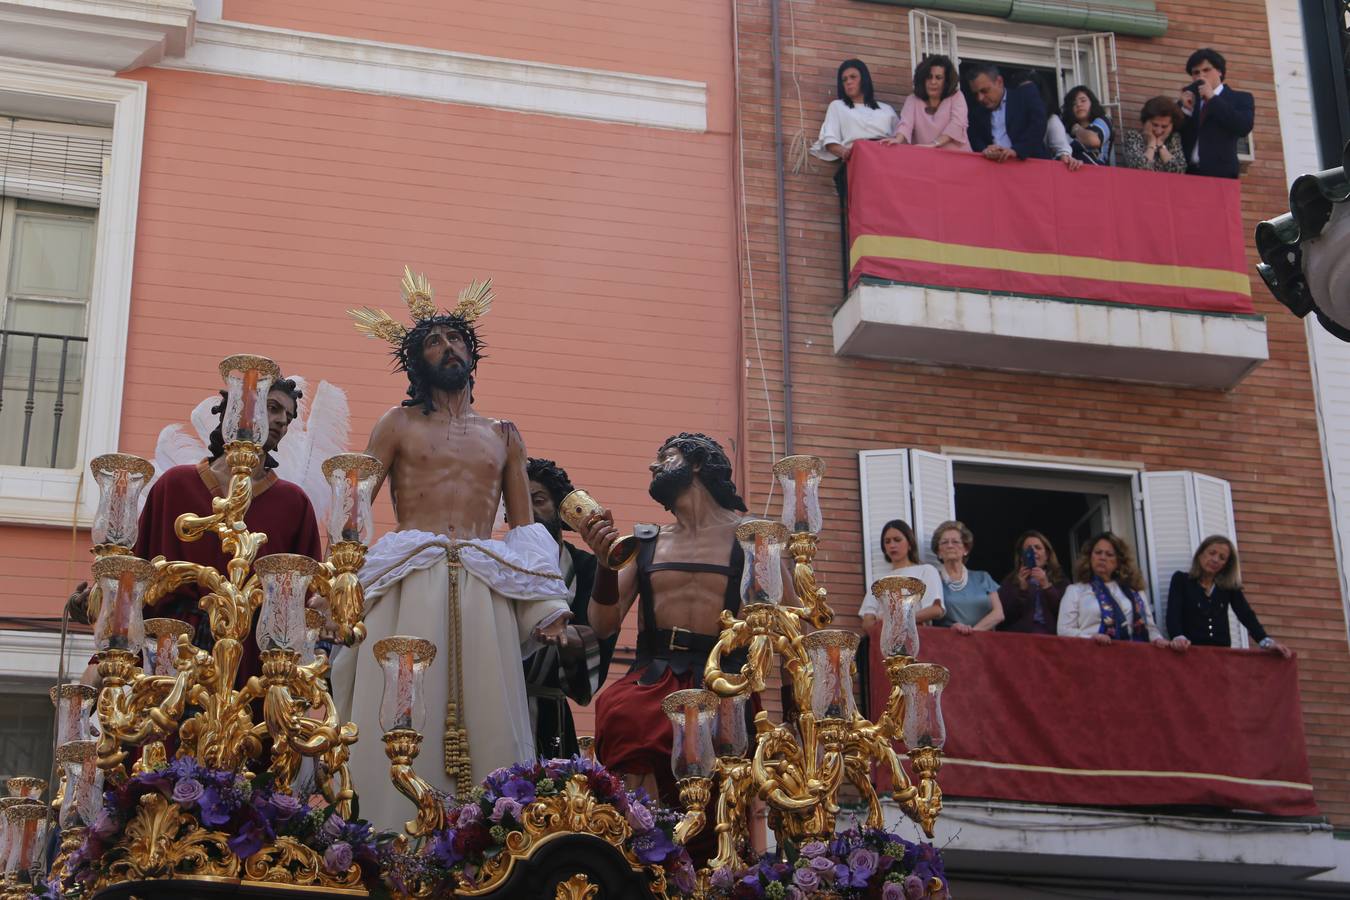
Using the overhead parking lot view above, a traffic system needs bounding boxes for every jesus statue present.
[331,269,571,830]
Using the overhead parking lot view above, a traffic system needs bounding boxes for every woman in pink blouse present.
[888,55,969,153]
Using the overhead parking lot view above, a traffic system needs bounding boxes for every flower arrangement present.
[54,757,380,896]
[707,828,948,900]
[399,756,696,896]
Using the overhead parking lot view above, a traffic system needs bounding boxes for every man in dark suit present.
[522,457,616,757]
[1178,48,1254,179]
[967,64,1051,162]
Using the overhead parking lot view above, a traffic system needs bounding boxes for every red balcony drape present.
[868,628,1317,816]
[846,141,1254,315]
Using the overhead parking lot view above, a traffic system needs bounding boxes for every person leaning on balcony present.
[859,518,945,631]
[1033,73,1083,172]
[1177,47,1254,179]
[930,520,1002,634]
[997,529,1069,634]
[1061,85,1113,166]
[1058,532,1183,649]
[1119,96,1187,174]
[809,58,900,163]
[966,63,1052,163]
[885,54,969,153]
[1166,536,1291,657]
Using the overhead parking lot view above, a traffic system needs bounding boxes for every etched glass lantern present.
[773,455,825,535]
[0,798,18,876]
[662,689,718,780]
[55,741,102,830]
[373,637,436,733]
[91,556,153,655]
[872,576,925,659]
[898,663,950,750]
[50,684,97,746]
[255,554,322,654]
[141,618,193,676]
[89,454,154,548]
[712,693,750,759]
[803,630,860,720]
[218,354,280,445]
[4,778,44,801]
[736,519,788,607]
[322,453,382,546]
[3,802,46,875]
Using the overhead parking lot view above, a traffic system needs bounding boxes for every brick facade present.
[731,0,1350,823]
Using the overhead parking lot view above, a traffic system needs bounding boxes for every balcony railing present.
[832,142,1269,388]
[0,328,88,468]
[865,627,1317,818]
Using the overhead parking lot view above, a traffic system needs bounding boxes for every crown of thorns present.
[348,266,494,348]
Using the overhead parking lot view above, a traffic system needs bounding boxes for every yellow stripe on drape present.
[944,757,1313,791]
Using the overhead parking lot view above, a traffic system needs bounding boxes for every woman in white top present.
[810,58,900,162]
[860,518,944,629]
[1058,532,1181,649]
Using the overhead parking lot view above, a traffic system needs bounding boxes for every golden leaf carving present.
[555,872,600,900]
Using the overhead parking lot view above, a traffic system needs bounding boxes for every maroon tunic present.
[136,460,323,685]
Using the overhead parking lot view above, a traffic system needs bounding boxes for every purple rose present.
[904,874,927,900]
[882,883,906,900]
[672,861,697,894]
[323,841,353,874]
[321,813,346,842]
[490,797,522,824]
[270,793,303,821]
[849,847,879,878]
[799,840,829,858]
[457,804,482,827]
[710,867,736,891]
[626,803,655,833]
[808,855,834,876]
[793,866,820,891]
[171,777,204,807]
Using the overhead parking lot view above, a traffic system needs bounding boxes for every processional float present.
[3,354,950,900]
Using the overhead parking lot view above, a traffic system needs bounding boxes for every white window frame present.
[0,628,96,681]
[0,62,145,526]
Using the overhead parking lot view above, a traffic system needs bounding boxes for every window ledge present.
[833,282,1268,390]
[0,628,96,679]
[0,0,195,72]
[0,465,93,526]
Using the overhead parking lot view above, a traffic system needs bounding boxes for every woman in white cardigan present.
[1058,532,1182,649]
[810,58,900,162]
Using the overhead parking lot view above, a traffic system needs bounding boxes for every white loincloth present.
[330,525,569,832]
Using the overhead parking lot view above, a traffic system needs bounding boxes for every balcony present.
[832,142,1269,389]
[864,629,1346,893]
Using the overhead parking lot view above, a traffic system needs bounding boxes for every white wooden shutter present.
[859,450,911,586]
[1141,471,1245,646]
[0,118,112,208]
[908,10,960,72]
[1192,474,1246,647]
[909,450,955,566]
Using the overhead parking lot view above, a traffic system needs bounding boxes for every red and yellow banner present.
[868,629,1317,816]
[847,141,1254,314]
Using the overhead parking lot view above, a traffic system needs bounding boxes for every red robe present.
[136,460,323,685]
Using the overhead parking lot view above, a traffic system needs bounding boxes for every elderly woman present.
[930,520,1001,634]
[1061,85,1113,166]
[1119,96,1187,173]
[810,58,900,162]
[1058,532,1181,648]
[1166,536,1291,656]
[997,530,1069,634]
[888,55,969,152]
[859,518,944,630]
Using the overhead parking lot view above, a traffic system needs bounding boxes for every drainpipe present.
[771,0,794,456]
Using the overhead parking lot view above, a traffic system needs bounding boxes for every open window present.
[858,449,1240,642]
[909,9,959,71]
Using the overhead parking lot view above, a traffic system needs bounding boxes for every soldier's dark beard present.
[648,463,696,510]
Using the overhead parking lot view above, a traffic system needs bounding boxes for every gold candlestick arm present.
[384,729,446,838]
[672,776,712,846]
[314,540,368,646]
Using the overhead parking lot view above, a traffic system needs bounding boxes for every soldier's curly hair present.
[659,432,747,512]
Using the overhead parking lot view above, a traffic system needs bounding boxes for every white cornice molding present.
[158,20,708,132]
[0,0,195,72]
[0,629,96,680]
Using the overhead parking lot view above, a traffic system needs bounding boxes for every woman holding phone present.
[997,530,1068,634]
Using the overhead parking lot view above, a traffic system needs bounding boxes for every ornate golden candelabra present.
[676,455,949,866]
[66,355,383,892]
